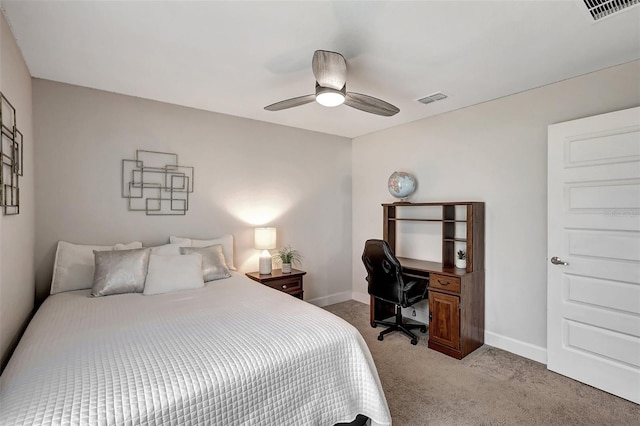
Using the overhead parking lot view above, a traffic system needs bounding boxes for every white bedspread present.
[0,273,391,425]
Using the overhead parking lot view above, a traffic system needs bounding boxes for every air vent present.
[417,92,447,105]
[583,0,639,20]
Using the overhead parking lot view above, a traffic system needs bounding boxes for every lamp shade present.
[254,227,276,250]
[315,86,345,107]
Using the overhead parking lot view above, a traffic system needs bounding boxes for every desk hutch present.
[371,202,485,359]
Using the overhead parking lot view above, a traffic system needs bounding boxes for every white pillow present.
[149,242,188,256]
[50,241,143,294]
[170,234,235,270]
[143,253,205,296]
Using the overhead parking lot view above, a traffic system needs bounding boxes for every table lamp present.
[255,227,276,275]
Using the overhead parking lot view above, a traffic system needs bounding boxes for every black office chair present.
[362,239,428,345]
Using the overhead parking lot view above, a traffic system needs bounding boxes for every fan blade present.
[312,50,347,90]
[264,94,316,111]
[344,92,399,117]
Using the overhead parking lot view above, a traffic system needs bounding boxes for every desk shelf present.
[373,201,485,359]
[387,218,468,223]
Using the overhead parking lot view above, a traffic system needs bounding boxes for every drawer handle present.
[282,284,287,289]
[437,279,450,286]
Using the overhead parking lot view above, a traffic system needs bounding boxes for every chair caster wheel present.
[420,326,427,333]
[371,323,378,328]
[378,335,384,341]
[411,339,418,345]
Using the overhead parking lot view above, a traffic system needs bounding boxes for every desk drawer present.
[430,273,461,293]
[265,277,301,292]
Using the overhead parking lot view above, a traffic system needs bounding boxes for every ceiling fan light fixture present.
[315,86,346,107]
[264,51,398,116]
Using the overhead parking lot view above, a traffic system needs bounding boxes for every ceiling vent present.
[417,92,447,105]
[583,0,639,20]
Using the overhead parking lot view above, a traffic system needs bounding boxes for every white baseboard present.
[484,330,547,364]
[351,291,370,305]
[343,292,547,364]
[306,291,353,308]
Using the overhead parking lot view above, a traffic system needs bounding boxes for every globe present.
[387,171,417,200]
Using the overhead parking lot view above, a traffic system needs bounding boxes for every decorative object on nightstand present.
[387,171,416,201]
[246,269,306,299]
[273,245,302,274]
[255,227,277,275]
[456,250,467,269]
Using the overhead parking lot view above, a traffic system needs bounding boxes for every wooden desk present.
[370,257,484,359]
[375,202,485,359]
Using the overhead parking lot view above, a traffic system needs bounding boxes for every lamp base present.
[259,251,272,275]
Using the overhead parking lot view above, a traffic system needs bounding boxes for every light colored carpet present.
[324,300,639,426]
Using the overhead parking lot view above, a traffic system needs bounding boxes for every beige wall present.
[6,36,640,368]
[352,60,640,362]
[0,13,35,368]
[32,79,352,306]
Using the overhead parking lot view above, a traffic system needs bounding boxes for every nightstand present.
[245,269,306,299]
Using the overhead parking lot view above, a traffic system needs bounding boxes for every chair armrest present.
[403,279,418,292]
[403,278,429,298]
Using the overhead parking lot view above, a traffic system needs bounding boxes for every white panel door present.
[548,106,640,403]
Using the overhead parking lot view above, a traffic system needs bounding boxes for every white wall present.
[32,80,352,306]
[12,54,640,367]
[0,12,35,368]
[352,60,640,362]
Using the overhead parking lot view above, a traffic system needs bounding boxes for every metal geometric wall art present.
[121,150,194,215]
[0,92,23,215]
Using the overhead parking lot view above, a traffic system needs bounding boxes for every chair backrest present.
[361,239,404,304]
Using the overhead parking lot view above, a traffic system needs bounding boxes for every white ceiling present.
[3,0,639,138]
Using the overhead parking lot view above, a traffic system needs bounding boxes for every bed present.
[0,272,391,425]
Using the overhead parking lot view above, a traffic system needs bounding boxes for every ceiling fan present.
[264,50,400,117]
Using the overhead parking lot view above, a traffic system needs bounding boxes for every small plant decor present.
[273,245,302,269]
[456,249,467,269]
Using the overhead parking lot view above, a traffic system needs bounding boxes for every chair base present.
[372,306,427,345]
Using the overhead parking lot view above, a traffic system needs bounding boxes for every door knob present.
[550,256,569,266]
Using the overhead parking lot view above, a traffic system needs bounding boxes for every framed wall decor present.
[121,149,194,216]
[0,92,23,215]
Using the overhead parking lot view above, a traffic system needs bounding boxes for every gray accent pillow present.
[180,244,231,282]
[50,241,143,294]
[91,248,151,297]
[170,235,236,270]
